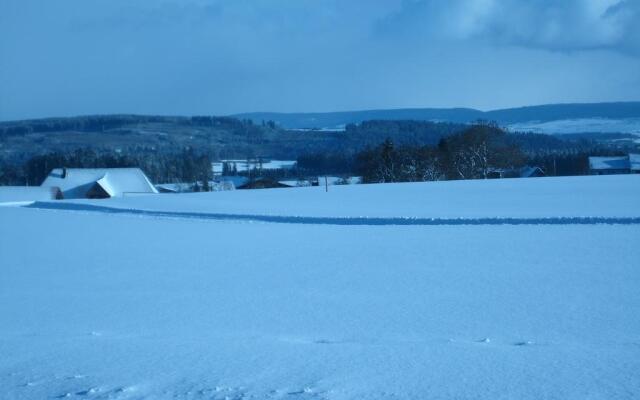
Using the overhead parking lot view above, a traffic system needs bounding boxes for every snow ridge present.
[26,202,640,226]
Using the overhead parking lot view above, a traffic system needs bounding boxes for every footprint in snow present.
[313,339,341,345]
[287,387,319,397]
[65,374,87,380]
[75,387,99,396]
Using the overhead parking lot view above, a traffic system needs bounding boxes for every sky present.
[1,0,639,120]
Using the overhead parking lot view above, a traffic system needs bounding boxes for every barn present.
[41,168,158,199]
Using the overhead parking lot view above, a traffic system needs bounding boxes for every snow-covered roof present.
[588,156,630,171]
[41,168,158,198]
[214,176,249,188]
[630,153,640,171]
[0,186,61,204]
[156,183,190,193]
[279,176,363,187]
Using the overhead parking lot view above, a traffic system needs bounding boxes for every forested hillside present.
[1,115,637,186]
[0,115,469,163]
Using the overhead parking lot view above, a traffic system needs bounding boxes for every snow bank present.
[0,186,60,204]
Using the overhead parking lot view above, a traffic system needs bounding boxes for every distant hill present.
[0,115,468,162]
[2,102,639,163]
[233,108,484,129]
[0,115,338,161]
[234,102,640,129]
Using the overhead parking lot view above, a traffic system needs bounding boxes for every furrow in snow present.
[25,202,640,226]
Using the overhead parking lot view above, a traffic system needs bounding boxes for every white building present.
[589,154,640,175]
[41,168,158,199]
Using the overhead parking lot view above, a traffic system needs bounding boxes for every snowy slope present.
[62,175,640,219]
[1,176,639,399]
[508,117,640,135]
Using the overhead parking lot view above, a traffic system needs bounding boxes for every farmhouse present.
[589,154,640,175]
[41,168,158,199]
[487,166,545,179]
[237,177,292,189]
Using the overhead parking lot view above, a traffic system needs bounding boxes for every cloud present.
[0,0,638,120]
[377,0,640,56]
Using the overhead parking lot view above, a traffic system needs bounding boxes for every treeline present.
[356,124,525,183]
[298,124,630,183]
[1,120,634,187]
[344,120,466,147]
[0,114,279,137]
[296,153,355,176]
[0,148,212,186]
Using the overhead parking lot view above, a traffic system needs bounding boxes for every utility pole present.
[325,176,328,192]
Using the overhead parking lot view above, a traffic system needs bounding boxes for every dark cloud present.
[378,0,640,55]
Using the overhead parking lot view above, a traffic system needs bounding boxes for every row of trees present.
[355,124,526,183]
[0,115,280,137]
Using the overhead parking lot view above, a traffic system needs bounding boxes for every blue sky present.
[1,0,639,120]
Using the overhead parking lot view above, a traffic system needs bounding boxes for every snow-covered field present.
[508,117,640,135]
[59,174,640,219]
[1,176,639,399]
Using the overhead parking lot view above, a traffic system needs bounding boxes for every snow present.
[630,153,640,171]
[0,186,59,204]
[508,117,640,135]
[588,156,631,171]
[67,175,640,219]
[279,176,362,187]
[212,160,296,174]
[215,175,249,188]
[1,175,639,399]
[589,154,640,172]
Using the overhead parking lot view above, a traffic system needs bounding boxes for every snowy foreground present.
[1,176,640,399]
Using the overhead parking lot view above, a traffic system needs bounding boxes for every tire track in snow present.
[24,202,640,226]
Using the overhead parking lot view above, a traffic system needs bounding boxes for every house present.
[156,181,236,193]
[279,176,363,187]
[214,175,249,189]
[41,168,158,199]
[519,166,545,178]
[237,177,293,189]
[589,154,640,175]
[487,166,545,179]
[0,186,63,205]
[155,183,194,193]
[630,153,640,173]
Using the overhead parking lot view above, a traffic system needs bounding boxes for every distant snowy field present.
[508,117,640,135]
[1,176,639,400]
[212,160,296,174]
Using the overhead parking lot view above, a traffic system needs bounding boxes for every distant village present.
[0,150,637,205]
